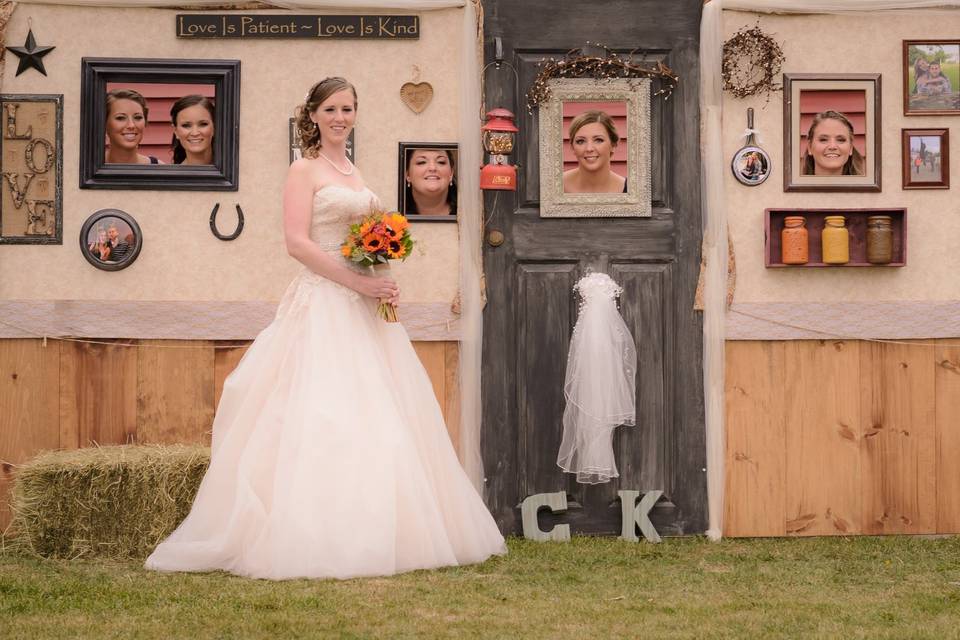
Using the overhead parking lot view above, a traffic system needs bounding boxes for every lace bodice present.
[309,184,380,251]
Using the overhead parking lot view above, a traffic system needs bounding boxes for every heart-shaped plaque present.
[400,82,434,114]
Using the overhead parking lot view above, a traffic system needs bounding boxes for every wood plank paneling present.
[213,342,250,407]
[443,342,461,458]
[60,340,138,448]
[860,341,937,534]
[137,340,216,445]
[0,340,60,530]
[936,340,960,532]
[724,341,787,537]
[784,340,862,536]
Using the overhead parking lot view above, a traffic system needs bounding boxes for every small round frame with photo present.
[79,208,143,271]
[731,145,771,186]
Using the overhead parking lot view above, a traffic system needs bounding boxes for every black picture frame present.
[397,141,458,221]
[80,57,240,191]
[79,208,143,271]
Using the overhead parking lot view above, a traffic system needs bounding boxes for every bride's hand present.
[353,274,400,304]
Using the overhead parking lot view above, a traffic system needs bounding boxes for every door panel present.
[481,0,706,536]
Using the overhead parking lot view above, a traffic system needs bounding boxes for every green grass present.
[3,536,960,639]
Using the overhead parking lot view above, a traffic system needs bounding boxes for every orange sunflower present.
[362,232,385,252]
[386,240,407,259]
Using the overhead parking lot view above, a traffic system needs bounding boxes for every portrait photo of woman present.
[784,75,880,192]
[170,94,215,165]
[397,143,458,219]
[801,110,865,176]
[104,88,162,164]
[562,109,627,194]
[404,147,457,216]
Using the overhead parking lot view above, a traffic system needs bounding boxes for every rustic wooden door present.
[481,0,707,536]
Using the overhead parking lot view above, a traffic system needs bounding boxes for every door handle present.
[487,229,505,247]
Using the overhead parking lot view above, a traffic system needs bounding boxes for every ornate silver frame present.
[538,78,651,218]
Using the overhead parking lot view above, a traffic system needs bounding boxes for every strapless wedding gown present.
[145,185,506,580]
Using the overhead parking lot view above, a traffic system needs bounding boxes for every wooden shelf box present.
[765,208,907,268]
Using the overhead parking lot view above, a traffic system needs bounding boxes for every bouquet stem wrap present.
[373,263,399,323]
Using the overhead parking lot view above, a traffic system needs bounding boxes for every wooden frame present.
[783,74,881,193]
[79,208,143,271]
[903,40,960,116]
[538,78,651,217]
[765,208,906,268]
[902,128,949,189]
[396,142,458,221]
[0,94,63,245]
[80,58,240,191]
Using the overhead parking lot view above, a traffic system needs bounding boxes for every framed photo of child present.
[903,40,960,115]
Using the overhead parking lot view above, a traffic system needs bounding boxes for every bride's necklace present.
[316,150,354,176]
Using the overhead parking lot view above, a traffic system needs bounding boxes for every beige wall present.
[0,4,461,304]
[723,9,960,304]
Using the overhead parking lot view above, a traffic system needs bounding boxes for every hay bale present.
[6,444,209,559]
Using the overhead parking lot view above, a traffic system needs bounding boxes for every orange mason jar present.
[781,216,809,265]
[821,215,850,264]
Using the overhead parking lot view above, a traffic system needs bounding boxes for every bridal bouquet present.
[341,210,414,322]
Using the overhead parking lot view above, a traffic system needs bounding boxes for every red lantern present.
[480,108,519,191]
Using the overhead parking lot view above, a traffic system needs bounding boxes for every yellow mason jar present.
[821,215,850,264]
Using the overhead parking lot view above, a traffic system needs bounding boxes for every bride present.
[145,77,506,580]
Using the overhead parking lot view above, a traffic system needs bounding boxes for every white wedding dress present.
[145,185,506,580]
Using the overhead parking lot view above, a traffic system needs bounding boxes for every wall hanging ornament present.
[209,203,244,240]
[0,94,63,245]
[399,65,433,114]
[721,22,784,101]
[556,272,637,485]
[525,42,679,113]
[4,21,56,77]
[731,107,771,186]
[79,208,142,271]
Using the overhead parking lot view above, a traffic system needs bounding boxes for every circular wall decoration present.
[79,208,142,271]
[731,145,772,186]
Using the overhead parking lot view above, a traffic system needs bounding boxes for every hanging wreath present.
[526,46,679,112]
[721,23,785,100]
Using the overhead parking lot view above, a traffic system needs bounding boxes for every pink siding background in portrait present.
[798,90,867,160]
[562,101,628,177]
[106,83,216,164]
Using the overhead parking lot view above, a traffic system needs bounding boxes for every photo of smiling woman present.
[404,148,457,216]
[801,110,865,176]
[170,94,215,165]
[104,88,162,164]
[562,110,626,193]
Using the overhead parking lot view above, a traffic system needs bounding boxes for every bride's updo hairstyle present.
[294,77,357,159]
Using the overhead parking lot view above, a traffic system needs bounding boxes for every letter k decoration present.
[5,28,56,77]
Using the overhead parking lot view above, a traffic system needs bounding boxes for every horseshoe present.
[209,203,244,241]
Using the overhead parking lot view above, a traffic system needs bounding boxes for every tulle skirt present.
[145,269,506,580]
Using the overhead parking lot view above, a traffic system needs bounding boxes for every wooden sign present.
[177,14,419,39]
[0,94,62,245]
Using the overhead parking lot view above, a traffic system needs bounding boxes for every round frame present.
[731,145,772,186]
[79,208,143,271]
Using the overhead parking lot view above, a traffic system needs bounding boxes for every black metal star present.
[5,29,56,77]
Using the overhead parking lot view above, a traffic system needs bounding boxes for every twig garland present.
[526,45,679,112]
[722,22,785,101]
